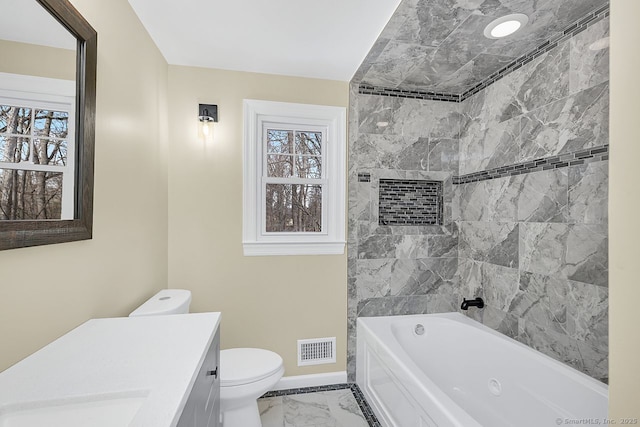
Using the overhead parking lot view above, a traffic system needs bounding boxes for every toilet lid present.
[220,348,283,387]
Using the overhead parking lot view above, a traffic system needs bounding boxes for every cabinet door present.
[207,396,221,427]
[177,329,220,427]
[204,330,220,427]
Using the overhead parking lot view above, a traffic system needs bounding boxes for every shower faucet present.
[461,297,485,310]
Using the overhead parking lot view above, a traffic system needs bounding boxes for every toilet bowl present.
[220,348,284,427]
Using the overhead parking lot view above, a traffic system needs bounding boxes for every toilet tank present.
[129,289,192,317]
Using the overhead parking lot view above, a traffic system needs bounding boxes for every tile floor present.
[258,384,380,427]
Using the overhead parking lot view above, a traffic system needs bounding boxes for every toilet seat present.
[220,348,283,387]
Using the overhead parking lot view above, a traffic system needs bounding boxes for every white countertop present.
[0,312,221,427]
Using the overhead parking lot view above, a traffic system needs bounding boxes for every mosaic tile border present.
[453,145,609,184]
[260,383,381,427]
[350,383,382,427]
[358,172,371,183]
[260,382,352,398]
[358,84,461,102]
[358,3,609,102]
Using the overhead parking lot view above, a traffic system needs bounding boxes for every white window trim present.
[0,72,76,219]
[243,99,346,256]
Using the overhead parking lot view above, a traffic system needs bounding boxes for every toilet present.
[219,348,284,427]
[129,289,284,427]
[129,289,192,317]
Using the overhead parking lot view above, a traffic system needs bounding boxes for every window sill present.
[243,241,345,256]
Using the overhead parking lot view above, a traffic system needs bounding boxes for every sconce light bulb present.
[202,121,211,136]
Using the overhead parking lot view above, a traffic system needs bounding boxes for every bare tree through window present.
[265,128,323,232]
[0,103,69,220]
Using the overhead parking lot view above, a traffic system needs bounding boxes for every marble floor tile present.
[283,393,334,427]
[324,389,369,427]
[259,396,285,427]
[259,387,371,427]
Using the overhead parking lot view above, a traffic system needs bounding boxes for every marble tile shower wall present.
[347,84,463,379]
[347,17,609,382]
[455,18,609,382]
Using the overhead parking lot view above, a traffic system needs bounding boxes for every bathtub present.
[356,313,608,427]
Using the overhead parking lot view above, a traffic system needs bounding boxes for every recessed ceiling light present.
[484,13,529,39]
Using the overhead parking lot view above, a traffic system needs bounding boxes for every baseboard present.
[271,371,348,391]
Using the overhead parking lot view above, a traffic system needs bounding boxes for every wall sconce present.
[198,103,218,142]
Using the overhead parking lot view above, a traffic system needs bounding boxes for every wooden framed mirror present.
[0,0,97,250]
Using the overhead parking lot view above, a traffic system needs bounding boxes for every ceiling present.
[356,0,608,94]
[127,0,608,91]
[126,0,402,81]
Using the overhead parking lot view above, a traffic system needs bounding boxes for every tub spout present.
[461,297,485,310]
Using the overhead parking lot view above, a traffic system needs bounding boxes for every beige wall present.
[609,0,640,418]
[167,66,348,376]
[1,0,348,379]
[0,0,169,371]
[0,39,75,81]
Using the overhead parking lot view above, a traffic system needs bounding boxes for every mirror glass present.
[0,0,77,220]
[0,0,97,250]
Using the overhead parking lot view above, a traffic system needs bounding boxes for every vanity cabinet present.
[177,329,221,427]
[0,313,222,427]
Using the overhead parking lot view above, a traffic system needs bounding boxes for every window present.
[0,73,75,220]
[265,127,324,232]
[243,99,346,256]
